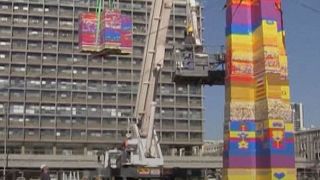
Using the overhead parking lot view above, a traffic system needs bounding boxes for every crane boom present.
[187,0,202,46]
[134,0,173,154]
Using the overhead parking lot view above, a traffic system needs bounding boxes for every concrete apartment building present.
[0,0,204,171]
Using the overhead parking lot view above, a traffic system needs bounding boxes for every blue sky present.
[202,0,320,139]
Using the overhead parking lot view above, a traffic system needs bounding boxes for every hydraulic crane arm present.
[134,0,173,158]
[187,0,202,46]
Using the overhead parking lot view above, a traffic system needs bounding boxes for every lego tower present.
[224,0,296,179]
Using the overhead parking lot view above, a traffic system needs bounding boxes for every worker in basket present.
[184,25,196,50]
[182,25,196,70]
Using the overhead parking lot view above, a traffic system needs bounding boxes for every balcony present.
[56,134,71,141]
[87,119,101,129]
[59,9,73,18]
[118,99,132,106]
[71,131,87,141]
[162,120,175,130]
[88,72,103,80]
[0,52,10,63]
[44,18,58,29]
[161,132,175,142]
[25,118,39,128]
[26,68,41,77]
[71,119,86,130]
[103,95,116,105]
[9,93,25,102]
[44,30,57,41]
[103,71,116,81]
[87,109,101,117]
[43,43,58,53]
[27,54,42,64]
[0,41,11,50]
[57,119,72,129]
[44,6,58,17]
[40,117,56,128]
[42,70,56,78]
[0,91,8,101]
[25,130,40,141]
[58,70,72,79]
[0,66,9,76]
[87,98,101,105]
[176,120,188,130]
[29,17,43,28]
[0,4,12,13]
[9,119,24,128]
[57,94,72,103]
[8,133,24,140]
[190,98,202,107]
[44,0,58,5]
[41,130,56,141]
[29,6,44,16]
[28,42,42,52]
[28,30,42,40]
[176,136,189,143]
[11,69,26,77]
[41,93,56,103]
[26,92,41,102]
[0,16,11,26]
[102,118,116,129]
[72,93,86,104]
[59,20,73,30]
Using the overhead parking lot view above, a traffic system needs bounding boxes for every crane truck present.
[92,0,225,179]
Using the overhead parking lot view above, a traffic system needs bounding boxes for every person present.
[184,31,195,50]
[40,164,51,180]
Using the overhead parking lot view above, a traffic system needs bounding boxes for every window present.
[41,105,55,115]
[102,106,117,117]
[10,104,24,114]
[11,78,25,88]
[27,79,41,89]
[73,80,86,90]
[72,106,86,116]
[26,104,40,115]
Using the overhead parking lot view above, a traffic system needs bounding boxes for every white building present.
[201,140,223,156]
[291,102,305,132]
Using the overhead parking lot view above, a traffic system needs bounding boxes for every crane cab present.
[173,45,225,85]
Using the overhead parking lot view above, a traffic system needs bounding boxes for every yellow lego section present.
[227,34,253,46]
[230,131,256,138]
[264,119,285,129]
[227,86,255,101]
[223,168,296,180]
[285,123,294,133]
[222,169,257,180]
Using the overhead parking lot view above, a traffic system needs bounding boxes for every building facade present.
[0,0,204,161]
[291,102,304,132]
[295,128,320,161]
[295,128,320,179]
[200,140,223,156]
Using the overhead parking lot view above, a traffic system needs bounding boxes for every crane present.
[95,0,225,179]
[97,0,173,178]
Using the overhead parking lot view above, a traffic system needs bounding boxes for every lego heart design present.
[274,172,285,179]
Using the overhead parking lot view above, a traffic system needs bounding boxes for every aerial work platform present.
[173,46,225,86]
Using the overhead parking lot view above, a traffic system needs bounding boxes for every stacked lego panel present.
[79,10,132,54]
[100,9,122,49]
[120,14,133,54]
[224,0,296,179]
[79,12,100,52]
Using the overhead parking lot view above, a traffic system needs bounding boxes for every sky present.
[202,0,320,140]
